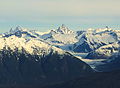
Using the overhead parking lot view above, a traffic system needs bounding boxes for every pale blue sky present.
[0,0,120,33]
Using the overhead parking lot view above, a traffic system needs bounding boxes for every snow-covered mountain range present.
[0,25,120,87]
[1,25,120,59]
[0,25,120,69]
[86,42,120,59]
[35,25,119,54]
[0,25,95,86]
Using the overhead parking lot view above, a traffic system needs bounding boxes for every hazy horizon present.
[0,0,120,32]
[0,24,120,33]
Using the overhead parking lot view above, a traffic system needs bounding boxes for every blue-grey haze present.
[0,0,120,33]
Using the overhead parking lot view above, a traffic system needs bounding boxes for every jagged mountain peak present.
[0,26,66,55]
[0,26,94,86]
[10,26,29,33]
[14,26,23,31]
[56,24,74,34]
[3,26,38,38]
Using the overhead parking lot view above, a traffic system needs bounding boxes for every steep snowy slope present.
[113,30,120,40]
[41,24,77,45]
[0,36,64,55]
[72,28,118,53]
[0,27,94,86]
[86,42,120,59]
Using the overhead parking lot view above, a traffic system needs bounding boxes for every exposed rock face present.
[57,24,74,34]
